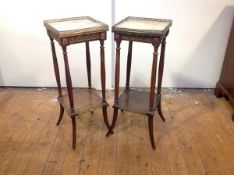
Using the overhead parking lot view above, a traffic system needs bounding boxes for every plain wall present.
[0,0,233,89]
[0,0,112,89]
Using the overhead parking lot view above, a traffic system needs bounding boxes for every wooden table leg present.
[57,103,65,126]
[126,41,133,90]
[148,115,155,149]
[62,46,76,149]
[157,38,166,121]
[114,39,122,104]
[49,37,62,96]
[106,39,122,137]
[48,36,64,125]
[86,41,92,89]
[149,43,159,110]
[62,46,74,111]
[122,41,133,113]
[100,40,111,130]
[106,108,118,137]
[71,116,77,149]
[148,42,159,149]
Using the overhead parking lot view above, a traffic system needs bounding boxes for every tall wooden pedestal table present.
[107,17,172,149]
[44,16,110,149]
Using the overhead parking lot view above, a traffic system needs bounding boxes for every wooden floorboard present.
[0,88,233,175]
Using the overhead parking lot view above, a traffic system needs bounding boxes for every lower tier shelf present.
[113,88,160,115]
[58,88,108,116]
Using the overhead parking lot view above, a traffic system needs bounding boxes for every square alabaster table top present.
[112,16,172,36]
[44,16,108,38]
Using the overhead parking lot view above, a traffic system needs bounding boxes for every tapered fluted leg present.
[148,42,159,150]
[149,43,159,110]
[126,41,133,89]
[62,46,74,112]
[56,104,65,125]
[114,39,121,104]
[49,36,62,96]
[106,108,118,137]
[100,40,106,100]
[62,46,76,150]
[107,38,121,137]
[148,115,155,149]
[86,42,92,89]
[100,40,111,130]
[157,37,167,121]
[71,117,76,149]
[48,35,65,125]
